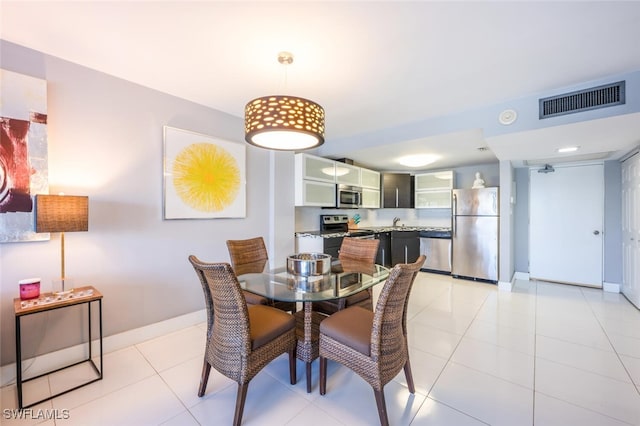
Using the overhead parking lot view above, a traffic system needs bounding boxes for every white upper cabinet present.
[362,188,381,208]
[296,180,336,207]
[415,171,453,191]
[294,154,382,208]
[360,168,381,190]
[295,153,336,183]
[415,170,453,209]
[335,162,361,186]
[295,153,337,207]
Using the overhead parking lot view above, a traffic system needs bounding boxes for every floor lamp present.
[35,194,89,294]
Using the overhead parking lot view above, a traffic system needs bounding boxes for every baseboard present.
[603,282,621,293]
[514,271,530,281]
[1,309,206,387]
[498,280,513,291]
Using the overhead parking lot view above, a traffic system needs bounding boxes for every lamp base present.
[52,278,75,296]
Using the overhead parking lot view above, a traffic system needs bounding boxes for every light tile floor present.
[3,273,640,425]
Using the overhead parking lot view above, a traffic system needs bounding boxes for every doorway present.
[529,163,604,287]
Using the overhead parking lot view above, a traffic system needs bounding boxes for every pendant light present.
[244,52,325,151]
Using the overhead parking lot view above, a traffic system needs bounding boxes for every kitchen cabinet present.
[382,173,413,208]
[374,232,391,267]
[295,153,336,207]
[391,230,420,265]
[361,168,381,208]
[415,170,453,209]
[361,168,381,190]
[295,153,336,183]
[362,188,380,208]
[335,162,361,186]
[295,180,336,207]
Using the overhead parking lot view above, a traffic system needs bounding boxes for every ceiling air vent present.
[539,81,625,119]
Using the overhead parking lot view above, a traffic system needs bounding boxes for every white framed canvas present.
[163,126,246,219]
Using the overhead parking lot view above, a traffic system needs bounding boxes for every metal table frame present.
[13,285,103,409]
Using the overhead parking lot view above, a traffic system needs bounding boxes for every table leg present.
[15,315,22,409]
[295,302,322,393]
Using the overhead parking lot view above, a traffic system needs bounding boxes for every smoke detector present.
[498,109,518,125]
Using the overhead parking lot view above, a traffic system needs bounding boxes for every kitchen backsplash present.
[295,206,452,232]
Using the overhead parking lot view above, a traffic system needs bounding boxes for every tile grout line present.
[579,287,640,396]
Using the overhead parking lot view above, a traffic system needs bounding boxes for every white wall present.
[0,41,294,366]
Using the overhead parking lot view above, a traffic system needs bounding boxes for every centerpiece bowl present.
[286,253,332,277]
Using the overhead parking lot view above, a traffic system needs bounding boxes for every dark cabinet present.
[374,232,392,267]
[391,230,420,265]
[381,173,414,208]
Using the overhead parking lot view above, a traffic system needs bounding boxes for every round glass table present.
[237,260,390,392]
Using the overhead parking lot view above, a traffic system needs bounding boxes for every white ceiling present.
[2,1,640,171]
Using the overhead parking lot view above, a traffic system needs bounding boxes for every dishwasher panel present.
[420,237,451,273]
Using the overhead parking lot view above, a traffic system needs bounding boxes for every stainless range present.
[320,215,375,258]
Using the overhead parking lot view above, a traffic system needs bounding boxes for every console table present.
[13,285,103,409]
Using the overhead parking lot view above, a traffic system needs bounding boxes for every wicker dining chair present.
[188,256,297,426]
[313,237,380,315]
[227,237,297,313]
[318,255,426,426]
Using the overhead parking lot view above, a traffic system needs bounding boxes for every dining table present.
[237,259,390,392]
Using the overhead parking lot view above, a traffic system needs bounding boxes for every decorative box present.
[19,278,41,300]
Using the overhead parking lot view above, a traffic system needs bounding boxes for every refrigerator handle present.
[452,193,457,236]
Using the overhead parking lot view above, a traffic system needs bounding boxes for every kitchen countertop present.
[296,226,451,239]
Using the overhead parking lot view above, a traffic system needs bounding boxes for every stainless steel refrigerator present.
[452,187,499,283]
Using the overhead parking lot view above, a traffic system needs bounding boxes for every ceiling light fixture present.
[557,146,579,153]
[398,154,440,168]
[244,52,325,151]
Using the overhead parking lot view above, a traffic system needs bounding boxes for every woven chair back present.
[370,255,426,362]
[189,255,215,339]
[338,237,380,263]
[226,237,269,276]
[188,256,251,378]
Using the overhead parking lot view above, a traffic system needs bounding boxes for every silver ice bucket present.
[286,253,332,277]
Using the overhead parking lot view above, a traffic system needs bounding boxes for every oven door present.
[337,185,362,208]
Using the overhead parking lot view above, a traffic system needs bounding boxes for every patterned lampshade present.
[244,95,325,151]
[244,52,325,151]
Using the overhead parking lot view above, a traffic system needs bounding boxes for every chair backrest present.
[226,237,269,276]
[188,256,251,371]
[189,255,216,339]
[370,255,426,361]
[338,237,380,263]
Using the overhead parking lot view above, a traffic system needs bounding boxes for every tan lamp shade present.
[35,194,89,233]
[35,194,88,293]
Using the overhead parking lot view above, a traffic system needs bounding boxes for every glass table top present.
[238,260,390,303]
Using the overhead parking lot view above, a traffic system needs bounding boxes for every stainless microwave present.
[337,184,362,208]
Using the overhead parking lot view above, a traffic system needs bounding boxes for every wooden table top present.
[14,285,102,316]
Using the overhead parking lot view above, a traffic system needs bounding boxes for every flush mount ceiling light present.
[244,52,325,151]
[398,154,440,167]
[557,146,580,153]
[498,109,518,125]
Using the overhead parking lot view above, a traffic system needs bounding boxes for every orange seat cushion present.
[319,306,373,356]
[248,305,295,349]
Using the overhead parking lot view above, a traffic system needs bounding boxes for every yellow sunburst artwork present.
[172,142,240,212]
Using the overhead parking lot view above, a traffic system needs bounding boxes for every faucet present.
[393,216,401,227]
